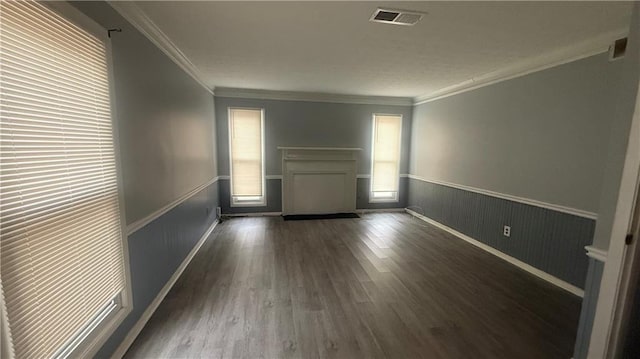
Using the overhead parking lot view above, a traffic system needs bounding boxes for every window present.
[370,114,402,202]
[0,2,129,358]
[228,108,265,206]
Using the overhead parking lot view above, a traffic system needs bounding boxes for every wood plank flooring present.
[124,213,581,359]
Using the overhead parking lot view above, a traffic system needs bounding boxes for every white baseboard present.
[405,209,584,297]
[356,208,406,214]
[111,219,219,359]
[223,212,282,217]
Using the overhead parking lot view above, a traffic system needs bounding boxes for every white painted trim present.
[586,246,608,262]
[126,177,220,235]
[215,87,413,106]
[223,212,282,217]
[407,174,598,220]
[413,28,628,105]
[111,219,219,359]
[356,208,406,214]
[405,209,584,297]
[230,174,405,181]
[106,1,212,95]
[277,146,363,151]
[589,44,640,358]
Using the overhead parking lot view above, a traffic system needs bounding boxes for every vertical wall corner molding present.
[405,208,585,297]
[106,1,212,95]
[585,245,608,262]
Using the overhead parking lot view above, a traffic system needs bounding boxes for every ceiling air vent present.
[370,8,425,26]
[609,37,628,61]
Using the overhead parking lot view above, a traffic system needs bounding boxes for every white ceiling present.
[132,1,632,99]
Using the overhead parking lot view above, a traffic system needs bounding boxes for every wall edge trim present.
[413,28,627,105]
[356,208,406,213]
[106,1,213,94]
[585,245,608,262]
[110,219,219,359]
[126,177,220,235]
[214,87,413,106]
[407,174,598,220]
[405,209,585,297]
[223,212,283,217]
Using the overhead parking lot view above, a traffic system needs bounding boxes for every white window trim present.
[228,107,267,207]
[0,3,133,358]
[369,113,403,203]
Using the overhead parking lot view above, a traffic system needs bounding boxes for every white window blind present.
[229,108,264,205]
[371,114,402,201]
[0,2,126,358]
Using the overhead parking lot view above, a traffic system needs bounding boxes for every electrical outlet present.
[503,225,511,237]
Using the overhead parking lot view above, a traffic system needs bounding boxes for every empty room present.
[2,1,640,358]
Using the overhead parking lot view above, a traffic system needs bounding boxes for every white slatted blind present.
[371,114,402,197]
[229,108,264,200]
[0,2,126,358]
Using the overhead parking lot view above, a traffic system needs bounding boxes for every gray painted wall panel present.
[218,178,283,214]
[408,178,594,288]
[356,177,408,210]
[573,258,605,359]
[95,182,219,358]
[71,1,218,225]
[410,53,624,214]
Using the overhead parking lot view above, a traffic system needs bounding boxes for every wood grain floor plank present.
[124,213,581,359]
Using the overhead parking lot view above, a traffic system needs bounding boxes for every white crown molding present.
[407,174,598,220]
[107,1,213,95]
[126,176,220,235]
[585,245,608,262]
[214,87,413,106]
[413,28,629,105]
[406,209,584,297]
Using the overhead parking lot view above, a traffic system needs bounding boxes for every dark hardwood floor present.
[124,213,581,359]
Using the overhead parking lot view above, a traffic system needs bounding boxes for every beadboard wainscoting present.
[94,181,220,358]
[407,177,596,289]
[573,257,606,359]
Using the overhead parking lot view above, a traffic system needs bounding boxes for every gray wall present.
[591,5,640,250]
[410,53,624,214]
[214,97,413,213]
[573,5,639,358]
[74,2,218,225]
[69,2,220,358]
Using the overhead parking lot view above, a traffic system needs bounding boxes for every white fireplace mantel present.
[279,147,361,215]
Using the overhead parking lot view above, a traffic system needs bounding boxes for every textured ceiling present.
[133,1,632,98]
